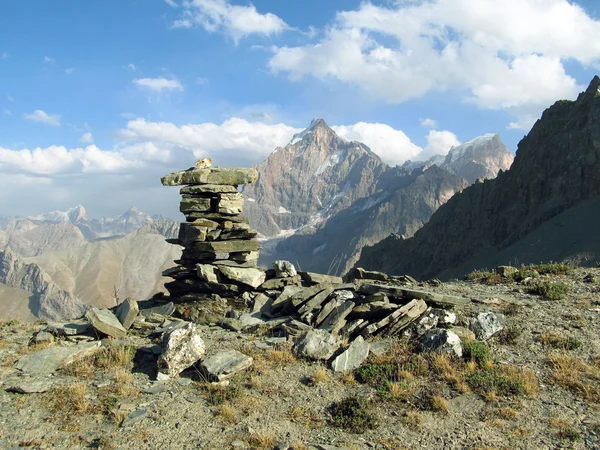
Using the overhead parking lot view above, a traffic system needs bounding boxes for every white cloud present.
[80,132,94,144]
[23,110,61,126]
[506,114,538,131]
[43,56,54,63]
[117,117,299,162]
[133,77,183,92]
[423,130,461,158]
[268,0,599,121]
[125,63,136,71]
[64,68,75,75]
[196,76,209,85]
[421,118,437,128]
[173,0,290,42]
[333,122,422,166]
[165,0,178,7]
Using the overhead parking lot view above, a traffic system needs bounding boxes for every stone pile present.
[161,166,265,299]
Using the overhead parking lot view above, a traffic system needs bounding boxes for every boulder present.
[115,298,139,330]
[86,308,127,339]
[273,260,297,278]
[451,326,476,343]
[218,266,266,289]
[331,336,370,372]
[293,329,340,361]
[158,323,206,378]
[495,265,517,277]
[469,312,503,340]
[199,350,253,381]
[419,329,463,357]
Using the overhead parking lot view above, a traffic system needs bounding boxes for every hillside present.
[357,76,600,280]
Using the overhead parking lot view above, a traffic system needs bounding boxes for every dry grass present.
[47,382,90,415]
[308,367,329,385]
[340,372,356,384]
[549,418,581,441]
[113,368,139,398]
[62,341,135,378]
[247,430,276,450]
[538,331,582,350]
[431,395,449,413]
[265,347,296,365]
[549,351,600,402]
[215,403,238,424]
[498,407,518,420]
[483,390,499,403]
[400,410,423,429]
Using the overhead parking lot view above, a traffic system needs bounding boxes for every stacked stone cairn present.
[161,166,265,299]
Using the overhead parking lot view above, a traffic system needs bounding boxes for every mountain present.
[244,118,511,275]
[422,134,514,183]
[357,76,600,279]
[29,205,88,224]
[0,248,86,321]
[242,118,387,237]
[3,219,88,257]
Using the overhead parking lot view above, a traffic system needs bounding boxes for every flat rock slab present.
[16,341,102,376]
[115,298,139,330]
[86,308,127,339]
[45,321,91,336]
[218,266,266,289]
[192,240,262,253]
[161,167,258,186]
[331,336,370,372]
[140,302,175,318]
[6,379,56,393]
[358,284,469,307]
[299,272,343,285]
[180,184,238,194]
[200,350,253,382]
[121,409,148,427]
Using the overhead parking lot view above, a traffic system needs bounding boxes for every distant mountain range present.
[357,76,600,279]
[243,118,513,275]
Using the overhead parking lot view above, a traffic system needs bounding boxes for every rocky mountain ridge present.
[357,76,600,279]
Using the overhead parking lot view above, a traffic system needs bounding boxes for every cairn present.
[161,164,265,299]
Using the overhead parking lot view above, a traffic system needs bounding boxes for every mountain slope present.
[357,76,600,279]
[243,118,387,237]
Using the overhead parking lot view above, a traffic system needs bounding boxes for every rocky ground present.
[1,265,599,450]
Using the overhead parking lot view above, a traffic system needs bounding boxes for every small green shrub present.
[528,263,573,276]
[329,397,378,433]
[355,363,397,386]
[511,268,540,282]
[466,367,525,396]
[463,341,493,365]
[202,382,243,406]
[538,332,582,350]
[466,270,503,285]
[530,282,569,300]
[497,327,522,345]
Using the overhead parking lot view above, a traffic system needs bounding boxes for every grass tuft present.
[329,397,378,433]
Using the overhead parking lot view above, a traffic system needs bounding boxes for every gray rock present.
[431,308,457,327]
[217,318,243,332]
[45,321,91,336]
[331,336,370,372]
[259,275,302,290]
[251,293,272,314]
[413,309,439,336]
[140,302,176,318]
[217,193,244,215]
[158,323,206,378]
[86,308,127,339]
[318,300,355,333]
[469,312,503,340]
[297,288,335,317]
[121,409,148,427]
[299,272,343,285]
[273,260,297,278]
[115,298,139,330]
[451,326,476,343]
[180,184,238,194]
[238,313,265,330]
[142,383,170,395]
[34,330,54,345]
[197,264,219,283]
[218,266,266,289]
[384,299,429,336]
[348,301,399,321]
[6,379,55,393]
[180,198,212,213]
[419,329,463,357]
[330,290,355,302]
[293,329,339,361]
[190,240,262,254]
[200,350,253,382]
[16,341,102,376]
[344,267,389,282]
[161,167,259,186]
[269,285,305,314]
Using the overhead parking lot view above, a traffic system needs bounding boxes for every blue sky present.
[0,0,599,218]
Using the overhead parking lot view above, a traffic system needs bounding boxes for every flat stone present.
[142,383,170,394]
[358,284,469,307]
[16,341,102,376]
[229,251,259,263]
[162,265,195,279]
[180,198,212,213]
[451,326,476,343]
[339,319,367,339]
[186,213,249,223]
[361,299,426,337]
[212,259,257,268]
[34,331,54,345]
[6,379,55,394]
[318,300,355,333]
[252,293,272,314]
[191,240,261,254]
[217,193,244,215]
[45,321,91,336]
[293,329,340,361]
[297,288,335,317]
[344,267,389,282]
[190,218,220,228]
[197,264,219,283]
[200,350,253,382]
[314,298,343,326]
[162,167,258,186]
[384,299,428,336]
[115,298,139,330]
[86,308,127,339]
[219,229,258,240]
[238,313,265,330]
[299,272,343,285]
[273,260,297,278]
[331,336,370,372]
[419,329,463,357]
[218,266,266,289]
[121,409,148,427]
[179,223,209,244]
[140,302,175,318]
[469,312,503,340]
[269,285,305,314]
[258,275,302,291]
[290,284,332,310]
[330,290,355,302]
[158,323,206,378]
[347,301,399,321]
[181,184,238,194]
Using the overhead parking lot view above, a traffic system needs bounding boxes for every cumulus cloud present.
[333,122,459,166]
[268,0,599,125]
[80,132,94,144]
[421,118,437,128]
[23,110,61,126]
[172,0,290,42]
[133,77,183,92]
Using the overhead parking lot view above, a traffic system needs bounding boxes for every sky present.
[0,0,599,219]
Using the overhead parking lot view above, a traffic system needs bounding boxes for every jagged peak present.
[584,75,600,98]
[289,118,336,145]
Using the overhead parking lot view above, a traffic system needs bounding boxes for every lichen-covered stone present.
[162,167,258,186]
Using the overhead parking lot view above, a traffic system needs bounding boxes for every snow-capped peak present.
[289,118,329,145]
[29,205,88,224]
